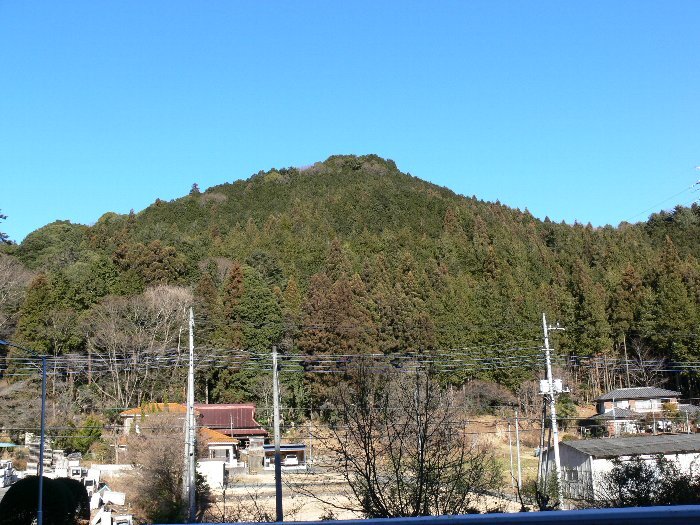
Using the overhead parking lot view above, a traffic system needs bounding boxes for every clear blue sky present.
[1,1,699,242]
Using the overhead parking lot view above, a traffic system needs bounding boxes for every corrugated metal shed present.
[595,387,680,401]
[563,434,700,459]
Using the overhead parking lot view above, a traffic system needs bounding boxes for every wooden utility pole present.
[623,334,631,388]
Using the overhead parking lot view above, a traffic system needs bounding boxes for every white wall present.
[197,460,226,489]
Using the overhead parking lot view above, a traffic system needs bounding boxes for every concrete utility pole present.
[273,347,283,521]
[536,399,547,489]
[38,356,46,525]
[542,312,564,506]
[515,407,522,491]
[187,307,196,523]
[508,422,515,492]
[0,340,48,525]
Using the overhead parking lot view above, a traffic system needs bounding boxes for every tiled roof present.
[119,402,187,416]
[589,408,638,420]
[595,387,681,401]
[562,433,700,458]
[199,427,239,445]
[679,404,700,415]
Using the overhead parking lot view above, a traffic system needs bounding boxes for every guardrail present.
[184,505,700,525]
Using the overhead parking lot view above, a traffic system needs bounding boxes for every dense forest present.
[1,154,700,435]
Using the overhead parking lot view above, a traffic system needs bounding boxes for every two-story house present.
[588,386,699,435]
[595,387,681,414]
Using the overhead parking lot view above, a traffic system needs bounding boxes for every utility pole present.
[273,347,283,522]
[508,422,515,493]
[308,401,313,465]
[38,356,46,525]
[623,334,631,388]
[187,307,196,523]
[542,312,564,506]
[536,399,547,490]
[515,407,522,491]
[0,341,48,525]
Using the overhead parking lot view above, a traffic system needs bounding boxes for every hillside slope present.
[2,154,700,406]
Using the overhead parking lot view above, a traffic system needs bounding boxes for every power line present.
[623,179,700,223]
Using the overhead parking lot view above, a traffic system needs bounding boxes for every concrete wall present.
[197,459,226,489]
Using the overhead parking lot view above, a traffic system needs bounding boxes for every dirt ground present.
[213,471,363,521]
[211,470,523,521]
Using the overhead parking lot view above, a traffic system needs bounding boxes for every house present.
[119,402,268,445]
[199,427,240,466]
[544,433,700,501]
[595,387,681,415]
[119,402,187,434]
[193,403,268,445]
[587,408,639,436]
[587,387,699,435]
[118,402,269,486]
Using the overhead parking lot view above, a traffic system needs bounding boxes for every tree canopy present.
[1,154,700,411]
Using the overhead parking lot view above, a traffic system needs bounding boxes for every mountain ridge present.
[2,153,699,402]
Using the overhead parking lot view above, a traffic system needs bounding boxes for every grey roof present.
[595,387,681,401]
[679,404,700,415]
[561,433,700,459]
[589,408,638,420]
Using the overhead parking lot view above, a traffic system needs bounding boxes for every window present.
[565,470,579,481]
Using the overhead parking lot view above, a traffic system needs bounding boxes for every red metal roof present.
[194,403,268,437]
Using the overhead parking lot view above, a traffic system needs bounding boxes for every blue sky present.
[1,1,699,242]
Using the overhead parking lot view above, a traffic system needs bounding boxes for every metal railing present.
[184,505,700,525]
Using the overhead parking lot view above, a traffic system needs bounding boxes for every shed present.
[262,443,307,470]
[544,434,700,501]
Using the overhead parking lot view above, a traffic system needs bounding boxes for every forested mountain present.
[2,154,700,418]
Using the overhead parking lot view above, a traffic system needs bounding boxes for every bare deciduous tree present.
[123,411,210,523]
[627,338,668,388]
[0,254,33,341]
[83,285,192,408]
[300,364,502,517]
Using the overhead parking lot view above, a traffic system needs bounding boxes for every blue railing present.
[183,505,700,525]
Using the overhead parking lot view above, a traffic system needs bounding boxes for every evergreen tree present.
[609,263,647,341]
[0,209,10,244]
[568,262,612,356]
[298,271,376,403]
